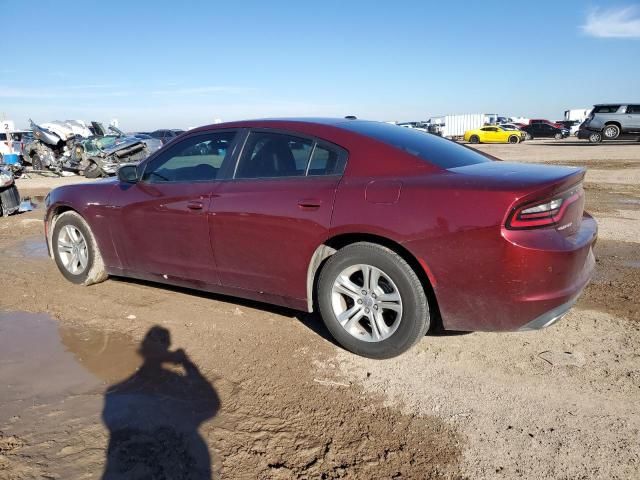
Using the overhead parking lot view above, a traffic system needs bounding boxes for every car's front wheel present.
[51,211,108,285]
[525,133,533,140]
[317,242,430,359]
[508,135,520,144]
[554,133,562,140]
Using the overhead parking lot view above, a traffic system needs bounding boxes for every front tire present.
[554,133,562,140]
[603,124,620,140]
[84,161,102,178]
[589,132,603,143]
[508,135,520,144]
[31,153,44,171]
[317,242,430,359]
[525,132,533,140]
[51,211,108,285]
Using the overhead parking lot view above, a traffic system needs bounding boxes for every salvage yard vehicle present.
[521,123,569,140]
[578,104,640,143]
[25,120,149,177]
[464,126,524,144]
[44,119,597,358]
[0,166,20,216]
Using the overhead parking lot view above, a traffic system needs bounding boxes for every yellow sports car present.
[464,126,525,144]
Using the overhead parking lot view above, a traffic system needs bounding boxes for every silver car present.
[580,104,640,142]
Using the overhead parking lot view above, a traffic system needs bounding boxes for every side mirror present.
[117,164,139,183]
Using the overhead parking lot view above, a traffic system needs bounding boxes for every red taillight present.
[507,185,584,230]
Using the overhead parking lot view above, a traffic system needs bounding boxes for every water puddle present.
[5,236,50,259]
[0,311,140,417]
[624,260,640,268]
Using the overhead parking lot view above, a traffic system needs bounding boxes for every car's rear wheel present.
[603,124,620,140]
[508,135,519,144]
[51,211,108,285]
[469,135,480,144]
[589,132,602,143]
[317,242,430,359]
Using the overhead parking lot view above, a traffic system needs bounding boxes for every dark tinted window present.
[235,132,313,178]
[142,131,236,183]
[0,133,6,141]
[308,145,342,176]
[593,105,620,113]
[340,121,491,168]
[627,105,640,114]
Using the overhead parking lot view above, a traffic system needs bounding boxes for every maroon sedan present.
[44,119,597,358]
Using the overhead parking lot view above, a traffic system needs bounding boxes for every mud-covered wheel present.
[469,135,480,144]
[51,211,108,285]
[84,161,102,178]
[508,135,520,144]
[589,132,602,143]
[317,242,430,359]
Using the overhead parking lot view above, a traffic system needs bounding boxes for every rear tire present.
[589,132,602,143]
[317,242,430,359]
[51,211,108,286]
[469,135,480,144]
[603,124,620,140]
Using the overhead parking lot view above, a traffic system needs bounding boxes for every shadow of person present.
[102,326,219,479]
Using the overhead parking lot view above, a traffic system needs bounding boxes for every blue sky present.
[1,0,639,130]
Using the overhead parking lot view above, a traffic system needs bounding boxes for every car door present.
[626,105,640,131]
[111,130,239,285]
[209,130,347,301]
[482,127,498,143]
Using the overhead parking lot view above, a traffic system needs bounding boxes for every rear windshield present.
[340,121,491,169]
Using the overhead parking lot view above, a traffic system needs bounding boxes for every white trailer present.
[564,109,591,122]
[441,114,487,138]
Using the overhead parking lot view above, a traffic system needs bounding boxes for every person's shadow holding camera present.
[102,326,219,479]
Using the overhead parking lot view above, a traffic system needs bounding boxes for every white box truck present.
[441,114,496,139]
[564,109,591,122]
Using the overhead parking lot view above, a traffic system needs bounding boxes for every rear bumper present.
[410,213,597,332]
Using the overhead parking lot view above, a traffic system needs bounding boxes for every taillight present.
[507,185,583,229]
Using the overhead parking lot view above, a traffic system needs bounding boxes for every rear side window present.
[308,145,341,176]
[593,105,621,113]
[340,121,490,169]
[235,132,313,178]
[627,105,640,114]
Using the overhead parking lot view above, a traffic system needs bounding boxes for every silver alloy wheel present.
[57,225,89,275]
[331,264,403,342]
[603,125,619,139]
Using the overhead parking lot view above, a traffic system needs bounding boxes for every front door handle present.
[187,201,204,210]
[298,199,322,210]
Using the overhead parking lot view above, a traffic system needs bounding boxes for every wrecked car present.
[0,166,20,216]
[24,120,149,178]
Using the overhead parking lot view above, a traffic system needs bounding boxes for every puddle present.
[0,311,140,418]
[624,260,640,268]
[3,236,49,259]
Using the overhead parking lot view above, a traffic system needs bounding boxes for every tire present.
[554,133,562,140]
[469,135,480,144]
[51,211,108,285]
[525,133,533,140]
[508,135,520,144]
[84,161,102,178]
[31,153,44,171]
[603,124,620,140]
[589,132,602,143]
[317,242,430,359]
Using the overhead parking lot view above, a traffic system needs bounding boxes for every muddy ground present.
[0,138,638,479]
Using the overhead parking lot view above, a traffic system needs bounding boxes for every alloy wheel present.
[57,225,89,274]
[331,264,403,342]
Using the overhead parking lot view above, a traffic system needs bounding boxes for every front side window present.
[235,132,313,179]
[142,131,236,183]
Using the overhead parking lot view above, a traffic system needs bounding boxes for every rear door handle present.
[187,201,204,210]
[298,199,322,210]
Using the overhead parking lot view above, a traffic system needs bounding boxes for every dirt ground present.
[1,137,639,479]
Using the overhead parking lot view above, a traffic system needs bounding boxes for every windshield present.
[339,121,491,169]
